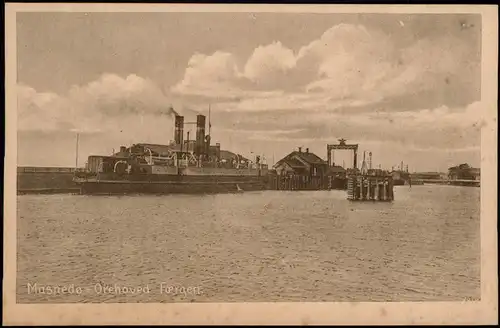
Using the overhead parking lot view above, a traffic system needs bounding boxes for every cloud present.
[243,41,296,81]
[17,84,68,131]
[214,93,329,113]
[172,23,479,114]
[215,101,482,151]
[68,74,172,115]
[370,101,483,129]
[242,41,302,90]
[375,36,477,100]
[299,24,395,99]
[17,74,183,135]
[168,22,481,156]
[171,51,284,99]
[171,51,240,96]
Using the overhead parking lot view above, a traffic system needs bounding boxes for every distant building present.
[328,165,347,179]
[273,147,329,177]
[391,170,410,181]
[410,172,443,180]
[469,168,481,181]
[448,163,480,181]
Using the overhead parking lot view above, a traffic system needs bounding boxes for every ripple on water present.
[17,186,480,303]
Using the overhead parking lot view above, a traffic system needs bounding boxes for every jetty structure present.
[347,170,395,201]
[269,138,396,200]
[336,146,395,202]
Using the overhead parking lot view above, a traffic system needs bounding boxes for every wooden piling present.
[347,173,394,201]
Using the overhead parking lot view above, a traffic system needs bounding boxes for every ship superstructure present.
[73,112,269,194]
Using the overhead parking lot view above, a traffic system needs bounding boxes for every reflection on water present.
[17,185,480,303]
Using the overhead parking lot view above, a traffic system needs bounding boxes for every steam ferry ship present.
[73,112,269,194]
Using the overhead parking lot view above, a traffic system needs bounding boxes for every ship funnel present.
[196,114,206,156]
[174,115,184,145]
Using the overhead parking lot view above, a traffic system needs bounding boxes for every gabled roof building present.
[273,147,331,177]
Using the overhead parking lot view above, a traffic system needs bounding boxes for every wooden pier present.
[267,174,347,191]
[347,174,394,201]
[268,175,327,190]
[420,179,480,187]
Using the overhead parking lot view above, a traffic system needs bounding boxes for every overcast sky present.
[17,12,482,171]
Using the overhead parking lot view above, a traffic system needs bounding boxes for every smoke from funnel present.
[168,106,179,117]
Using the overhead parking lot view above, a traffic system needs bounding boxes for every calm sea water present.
[17,185,480,303]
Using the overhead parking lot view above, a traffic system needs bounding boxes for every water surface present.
[17,185,480,302]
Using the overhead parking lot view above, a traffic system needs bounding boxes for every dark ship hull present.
[77,178,268,195]
[74,170,269,195]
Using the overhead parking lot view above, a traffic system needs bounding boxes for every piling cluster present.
[347,174,394,201]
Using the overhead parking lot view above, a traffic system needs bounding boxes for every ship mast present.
[208,104,211,137]
[75,132,79,169]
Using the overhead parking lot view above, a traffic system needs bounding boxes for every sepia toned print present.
[4,3,498,326]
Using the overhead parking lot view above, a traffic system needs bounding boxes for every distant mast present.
[208,104,212,137]
[75,132,79,169]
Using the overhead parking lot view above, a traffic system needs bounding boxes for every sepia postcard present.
[4,3,498,325]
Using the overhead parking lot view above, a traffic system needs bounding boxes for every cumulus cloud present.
[67,73,174,117]
[244,41,296,81]
[172,51,254,99]
[299,24,395,98]
[17,84,68,131]
[171,50,291,99]
[17,74,181,136]
[172,23,479,114]
[242,41,302,90]
[168,21,481,157]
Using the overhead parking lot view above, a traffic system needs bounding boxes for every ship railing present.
[18,166,79,173]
